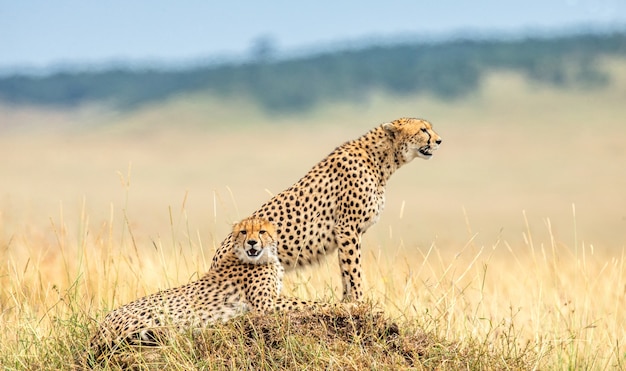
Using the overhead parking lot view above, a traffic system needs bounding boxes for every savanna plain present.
[1,60,626,369]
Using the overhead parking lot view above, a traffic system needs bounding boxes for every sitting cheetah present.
[212,117,442,301]
[86,217,327,364]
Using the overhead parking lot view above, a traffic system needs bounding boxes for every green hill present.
[1,31,625,112]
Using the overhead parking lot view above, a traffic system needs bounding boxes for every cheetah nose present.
[248,240,257,246]
[435,138,442,145]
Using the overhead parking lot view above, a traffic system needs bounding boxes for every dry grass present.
[1,59,626,369]
[1,202,623,369]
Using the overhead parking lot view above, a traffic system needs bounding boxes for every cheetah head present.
[232,217,278,265]
[382,117,442,163]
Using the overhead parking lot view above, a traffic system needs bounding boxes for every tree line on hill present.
[0,32,625,112]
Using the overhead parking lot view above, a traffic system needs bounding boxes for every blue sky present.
[1,0,625,73]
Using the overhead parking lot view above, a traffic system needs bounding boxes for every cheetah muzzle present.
[245,241,262,258]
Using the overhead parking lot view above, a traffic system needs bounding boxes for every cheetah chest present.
[362,190,385,232]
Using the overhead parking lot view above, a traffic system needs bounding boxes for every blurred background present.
[1,0,625,255]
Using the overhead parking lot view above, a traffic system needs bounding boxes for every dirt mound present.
[81,303,538,370]
[194,303,445,370]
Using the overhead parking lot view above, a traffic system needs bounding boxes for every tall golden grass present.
[1,59,625,368]
[1,198,624,369]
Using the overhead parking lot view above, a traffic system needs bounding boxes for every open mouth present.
[418,146,433,157]
[246,248,261,258]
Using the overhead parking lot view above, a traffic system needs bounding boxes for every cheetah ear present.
[382,122,399,137]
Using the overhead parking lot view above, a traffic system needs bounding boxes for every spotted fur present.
[211,118,442,301]
[86,217,322,364]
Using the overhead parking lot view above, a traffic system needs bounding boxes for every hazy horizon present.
[2,1,626,75]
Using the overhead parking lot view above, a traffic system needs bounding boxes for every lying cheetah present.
[86,217,327,364]
[212,118,442,301]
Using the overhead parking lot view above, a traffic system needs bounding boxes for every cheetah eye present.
[240,230,247,236]
[259,230,266,235]
[420,127,428,133]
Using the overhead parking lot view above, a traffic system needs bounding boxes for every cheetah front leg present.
[249,293,338,313]
[275,296,324,311]
[274,296,351,312]
[335,228,364,302]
